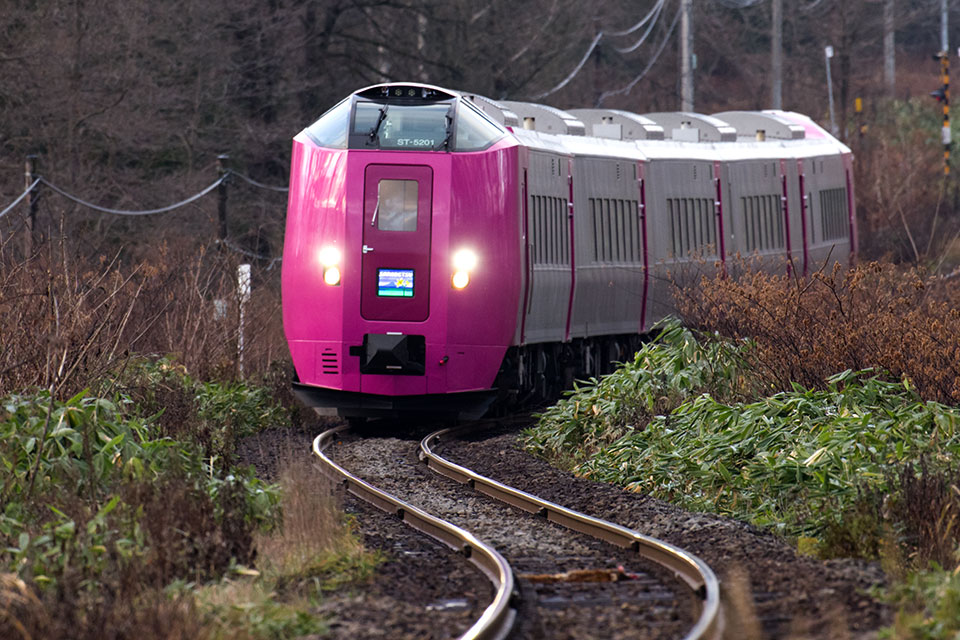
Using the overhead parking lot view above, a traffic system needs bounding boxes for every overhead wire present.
[38,175,227,216]
[596,4,683,107]
[0,178,40,220]
[606,0,667,37]
[531,0,671,101]
[530,32,605,100]
[230,170,289,193]
[0,169,288,267]
[613,0,666,54]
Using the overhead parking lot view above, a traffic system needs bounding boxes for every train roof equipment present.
[642,112,738,142]
[712,111,806,141]
[498,101,587,136]
[565,109,665,141]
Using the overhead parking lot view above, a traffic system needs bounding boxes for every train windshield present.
[354,102,451,150]
[306,92,507,152]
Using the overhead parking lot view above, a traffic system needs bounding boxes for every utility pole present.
[772,0,783,109]
[883,0,895,96]
[680,0,694,111]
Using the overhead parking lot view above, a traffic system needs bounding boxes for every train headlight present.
[324,266,342,286]
[451,249,477,289]
[319,246,341,286]
[453,249,477,272]
[319,246,341,267]
[452,271,470,289]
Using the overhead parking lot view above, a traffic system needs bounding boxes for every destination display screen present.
[377,268,414,297]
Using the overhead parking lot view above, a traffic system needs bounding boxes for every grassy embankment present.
[522,263,960,639]
[0,247,377,639]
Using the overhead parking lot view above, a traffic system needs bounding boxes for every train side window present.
[377,180,418,231]
[304,98,351,149]
[455,100,506,151]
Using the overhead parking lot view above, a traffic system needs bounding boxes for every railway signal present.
[931,52,951,175]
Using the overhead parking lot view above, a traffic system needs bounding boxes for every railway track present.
[313,421,723,640]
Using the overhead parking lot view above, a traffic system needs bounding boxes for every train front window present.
[376,180,418,231]
[353,102,451,150]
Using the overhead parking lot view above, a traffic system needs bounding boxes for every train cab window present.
[353,102,451,150]
[304,98,351,149]
[455,101,506,151]
[376,180,418,231]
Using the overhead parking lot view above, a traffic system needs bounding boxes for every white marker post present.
[825,46,839,137]
[237,264,251,377]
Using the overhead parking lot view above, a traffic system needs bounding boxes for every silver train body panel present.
[479,97,853,346]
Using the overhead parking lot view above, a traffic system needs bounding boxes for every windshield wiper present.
[368,105,388,144]
[435,108,454,151]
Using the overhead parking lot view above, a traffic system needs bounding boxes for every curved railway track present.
[313,422,723,640]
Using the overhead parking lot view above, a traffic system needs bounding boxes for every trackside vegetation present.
[0,359,377,640]
[523,318,960,639]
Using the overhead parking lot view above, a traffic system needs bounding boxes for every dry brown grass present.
[676,260,960,404]
[256,457,368,581]
[0,235,287,399]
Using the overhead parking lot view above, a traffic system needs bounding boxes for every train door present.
[360,164,433,322]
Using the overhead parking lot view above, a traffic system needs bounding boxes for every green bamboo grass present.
[523,320,960,541]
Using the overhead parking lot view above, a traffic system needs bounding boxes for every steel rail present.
[312,426,516,640]
[421,426,724,640]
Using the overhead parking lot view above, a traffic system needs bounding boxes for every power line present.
[607,0,666,37]
[38,175,227,216]
[0,179,40,220]
[597,5,683,107]
[531,0,671,101]
[614,0,666,54]
[0,168,289,267]
[713,0,763,8]
[230,170,289,193]
[530,33,605,100]
[0,169,288,220]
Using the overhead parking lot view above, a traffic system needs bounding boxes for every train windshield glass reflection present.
[354,103,449,150]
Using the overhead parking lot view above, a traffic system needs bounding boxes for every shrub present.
[524,327,960,561]
[881,560,960,640]
[0,375,283,639]
[523,319,762,469]
[676,261,960,404]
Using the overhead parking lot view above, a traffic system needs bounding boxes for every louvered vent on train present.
[321,348,339,375]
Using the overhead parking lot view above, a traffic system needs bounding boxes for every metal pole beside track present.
[23,155,38,257]
[217,154,230,240]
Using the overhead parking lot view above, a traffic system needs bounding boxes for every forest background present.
[2,0,959,271]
